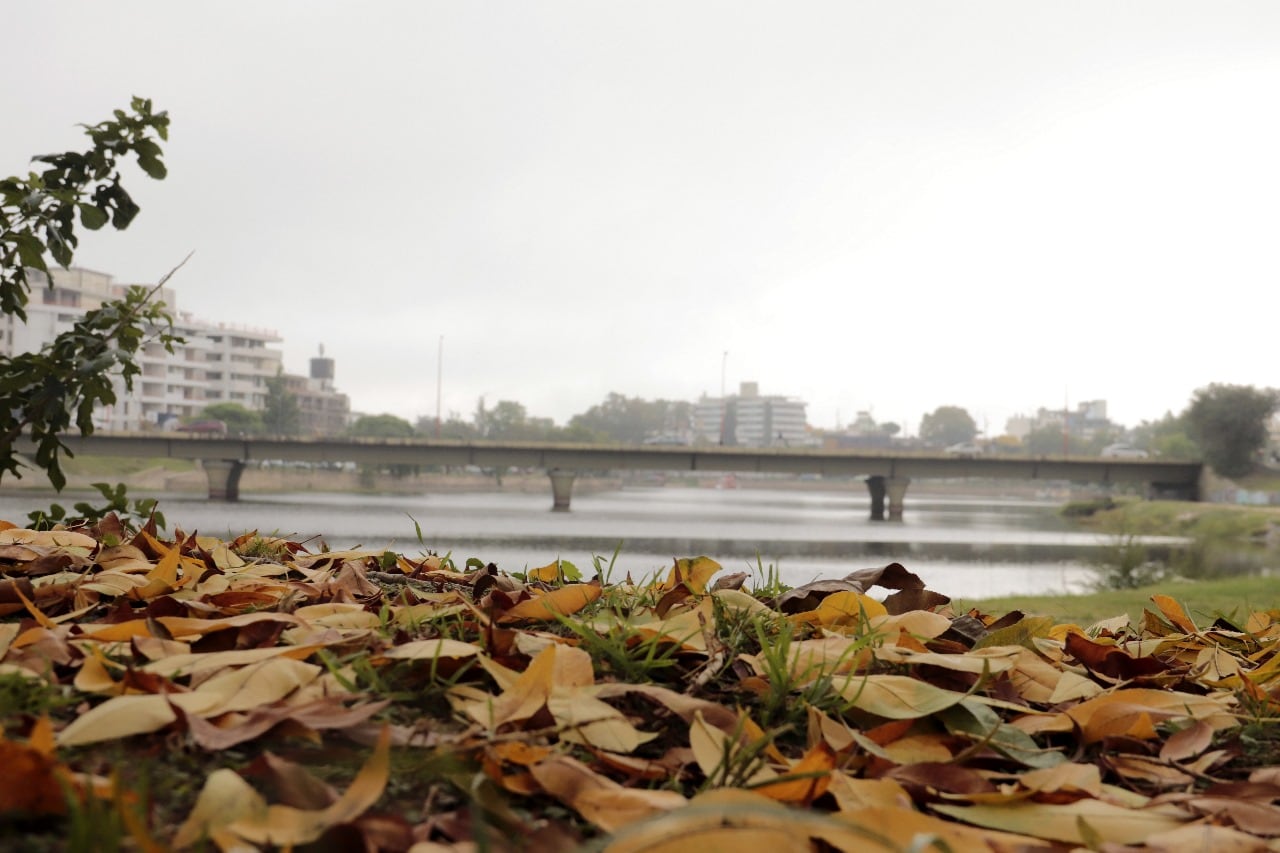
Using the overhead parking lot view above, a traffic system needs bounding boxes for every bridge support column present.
[886,476,910,521]
[866,476,886,521]
[866,475,910,521]
[548,468,576,512]
[202,459,245,502]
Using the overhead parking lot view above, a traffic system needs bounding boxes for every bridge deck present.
[36,434,1202,487]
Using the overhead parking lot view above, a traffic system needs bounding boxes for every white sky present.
[5,2,1279,435]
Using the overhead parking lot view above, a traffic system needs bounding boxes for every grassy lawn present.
[958,572,1280,627]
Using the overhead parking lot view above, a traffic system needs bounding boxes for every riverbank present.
[959,572,1280,626]
[1066,496,1280,548]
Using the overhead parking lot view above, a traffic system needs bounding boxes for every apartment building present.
[4,267,293,431]
[693,381,812,447]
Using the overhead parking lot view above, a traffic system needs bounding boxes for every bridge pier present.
[886,476,910,521]
[866,476,886,520]
[548,468,576,512]
[866,475,910,521]
[202,459,246,502]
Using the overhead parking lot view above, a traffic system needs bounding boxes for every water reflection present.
[0,485,1117,598]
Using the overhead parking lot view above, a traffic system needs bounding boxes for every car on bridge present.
[1101,443,1149,458]
[944,442,984,457]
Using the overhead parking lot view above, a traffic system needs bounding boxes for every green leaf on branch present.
[78,203,108,230]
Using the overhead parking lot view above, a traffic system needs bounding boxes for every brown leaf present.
[882,587,951,614]
[773,578,862,614]
[844,562,926,591]
[1064,631,1172,681]
[887,762,997,797]
[0,726,69,816]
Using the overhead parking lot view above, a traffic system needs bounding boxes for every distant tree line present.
[191,385,1280,482]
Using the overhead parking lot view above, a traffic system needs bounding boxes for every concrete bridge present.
[33,433,1205,521]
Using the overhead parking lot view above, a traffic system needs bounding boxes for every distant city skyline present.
[5,3,1278,437]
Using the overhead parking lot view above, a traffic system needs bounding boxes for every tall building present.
[3,267,348,433]
[285,346,351,436]
[693,382,812,447]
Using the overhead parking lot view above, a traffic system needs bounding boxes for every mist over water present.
[0,485,1119,599]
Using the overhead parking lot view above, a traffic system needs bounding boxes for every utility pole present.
[435,335,443,438]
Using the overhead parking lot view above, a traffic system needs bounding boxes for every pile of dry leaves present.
[0,512,1278,852]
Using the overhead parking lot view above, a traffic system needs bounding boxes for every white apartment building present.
[2,267,283,431]
[693,381,812,447]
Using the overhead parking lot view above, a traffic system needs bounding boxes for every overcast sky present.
[5,2,1279,435]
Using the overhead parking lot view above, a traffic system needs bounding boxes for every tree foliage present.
[1023,423,1068,456]
[475,399,561,441]
[569,392,692,444]
[199,403,264,436]
[348,413,415,439]
[1183,383,1279,478]
[918,405,977,447]
[1131,411,1199,460]
[262,369,301,436]
[0,98,175,489]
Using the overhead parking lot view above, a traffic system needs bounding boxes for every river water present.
[0,484,1132,600]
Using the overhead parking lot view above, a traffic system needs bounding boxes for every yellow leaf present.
[0,528,97,550]
[833,674,969,719]
[868,609,952,638]
[833,805,1042,853]
[604,789,900,853]
[467,644,557,729]
[140,644,323,679]
[880,733,954,765]
[874,645,1020,675]
[711,588,771,618]
[378,638,483,661]
[72,646,122,695]
[528,560,562,583]
[129,545,182,599]
[171,769,267,849]
[689,710,776,788]
[1193,645,1242,684]
[932,799,1188,845]
[207,542,246,570]
[176,726,393,848]
[194,658,321,714]
[1019,762,1103,797]
[57,693,224,747]
[236,724,391,845]
[530,754,685,833]
[1064,688,1237,744]
[1004,644,1103,704]
[14,586,57,629]
[823,776,913,813]
[497,581,602,623]
[1150,594,1198,633]
[814,590,888,625]
[630,597,713,652]
[753,742,835,803]
[661,556,722,594]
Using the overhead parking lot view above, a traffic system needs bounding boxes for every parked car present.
[1101,443,1149,458]
[944,442,984,457]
